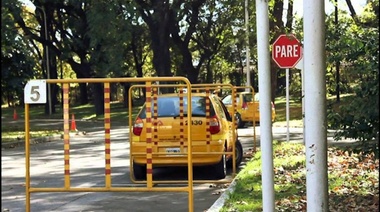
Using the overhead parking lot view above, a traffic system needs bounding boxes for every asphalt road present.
[2,120,357,212]
[2,125,254,212]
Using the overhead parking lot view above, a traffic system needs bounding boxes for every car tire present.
[235,113,245,128]
[213,154,226,179]
[227,140,243,168]
[133,161,147,180]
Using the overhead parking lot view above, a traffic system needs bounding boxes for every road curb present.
[207,178,238,211]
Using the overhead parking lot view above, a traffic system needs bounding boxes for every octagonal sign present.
[272,34,303,68]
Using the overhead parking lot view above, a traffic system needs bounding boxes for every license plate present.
[166,147,181,153]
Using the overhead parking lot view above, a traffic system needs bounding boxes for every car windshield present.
[221,95,232,105]
[138,96,216,118]
[222,93,254,104]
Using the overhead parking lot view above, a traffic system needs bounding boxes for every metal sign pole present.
[286,68,290,142]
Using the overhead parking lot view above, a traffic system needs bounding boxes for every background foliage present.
[1,0,378,155]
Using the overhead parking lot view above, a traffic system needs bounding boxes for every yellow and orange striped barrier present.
[24,77,194,212]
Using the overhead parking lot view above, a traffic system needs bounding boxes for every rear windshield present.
[243,93,253,102]
[138,96,216,118]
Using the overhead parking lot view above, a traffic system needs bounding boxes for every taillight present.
[209,115,220,134]
[133,117,143,136]
[242,102,248,110]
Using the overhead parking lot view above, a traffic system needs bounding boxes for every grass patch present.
[220,141,379,211]
[274,96,303,121]
[273,96,304,128]
[273,94,354,128]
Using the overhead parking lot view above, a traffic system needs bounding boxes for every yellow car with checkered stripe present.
[131,92,243,180]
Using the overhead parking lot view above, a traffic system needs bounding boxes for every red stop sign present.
[272,34,303,68]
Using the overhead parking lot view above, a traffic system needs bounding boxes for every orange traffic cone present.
[13,109,18,120]
[71,114,78,131]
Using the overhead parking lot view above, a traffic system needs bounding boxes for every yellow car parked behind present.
[221,92,276,128]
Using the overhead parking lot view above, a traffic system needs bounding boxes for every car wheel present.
[213,154,226,179]
[235,113,245,128]
[234,140,243,167]
[227,140,243,168]
[133,161,147,180]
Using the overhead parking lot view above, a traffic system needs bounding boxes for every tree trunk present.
[121,75,132,108]
[93,83,104,116]
[136,0,172,92]
[67,59,92,105]
[123,84,131,108]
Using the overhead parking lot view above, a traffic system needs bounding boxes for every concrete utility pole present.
[303,0,329,211]
[255,0,275,211]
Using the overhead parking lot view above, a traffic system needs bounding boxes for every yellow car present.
[131,92,243,180]
[221,92,276,128]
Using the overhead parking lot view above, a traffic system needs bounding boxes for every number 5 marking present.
[24,80,47,104]
[30,86,41,102]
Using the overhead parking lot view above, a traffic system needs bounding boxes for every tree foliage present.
[1,0,378,155]
[325,1,379,155]
[1,0,35,106]
[327,21,379,156]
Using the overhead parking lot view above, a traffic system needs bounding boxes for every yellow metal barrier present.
[191,83,239,176]
[24,77,195,212]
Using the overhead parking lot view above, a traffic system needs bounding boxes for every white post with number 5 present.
[24,79,48,212]
[24,80,47,104]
